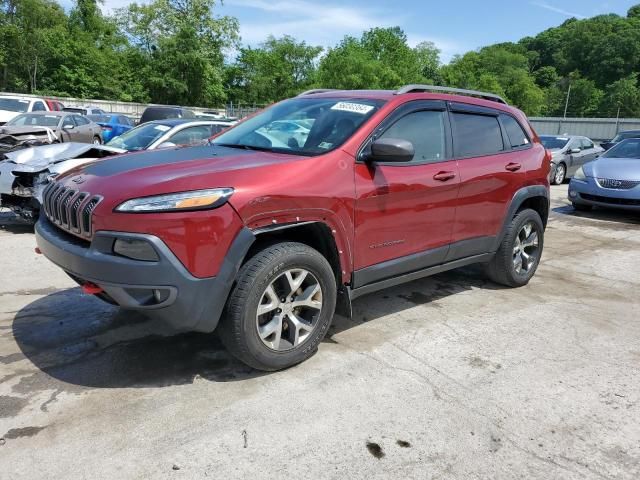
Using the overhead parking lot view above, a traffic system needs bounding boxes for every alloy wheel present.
[512,222,540,275]
[554,164,566,184]
[256,268,323,351]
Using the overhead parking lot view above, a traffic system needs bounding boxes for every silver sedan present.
[540,135,603,185]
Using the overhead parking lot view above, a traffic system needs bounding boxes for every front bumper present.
[35,216,254,332]
[569,177,640,211]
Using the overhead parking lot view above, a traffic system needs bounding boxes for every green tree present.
[317,27,425,90]
[601,74,640,117]
[226,35,322,104]
[414,41,441,82]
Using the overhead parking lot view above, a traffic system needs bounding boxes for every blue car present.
[87,114,134,143]
[569,138,640,211]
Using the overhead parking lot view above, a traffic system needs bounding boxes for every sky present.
[92,0,639,62]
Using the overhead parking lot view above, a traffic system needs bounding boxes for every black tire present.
[551,163,566,185]
[486,209,544,288]
[93,136,102,145]
[218,242,337,371]
[572,203,592,212]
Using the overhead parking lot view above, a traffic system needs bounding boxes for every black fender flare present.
[493,185,549,251]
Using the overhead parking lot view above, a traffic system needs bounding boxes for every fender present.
[243,208,354,284]
[493,185,549,251]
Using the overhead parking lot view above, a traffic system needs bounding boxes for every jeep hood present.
[2,142,125,172]
[56,144,309,205]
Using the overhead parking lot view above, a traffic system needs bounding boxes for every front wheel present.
[486,209,544,287]
[92,136,102,145]
[218,242,337,371]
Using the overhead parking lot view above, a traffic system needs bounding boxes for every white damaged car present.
[0,118,235,222]
[0,142,124,221]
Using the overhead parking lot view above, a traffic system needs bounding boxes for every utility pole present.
[558,83,571,134]
[614,105,621,135]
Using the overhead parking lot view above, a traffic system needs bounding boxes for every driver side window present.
[378,111,446,163]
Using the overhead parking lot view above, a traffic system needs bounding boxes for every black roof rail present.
[297,89,341,97]
[395,84,508,105]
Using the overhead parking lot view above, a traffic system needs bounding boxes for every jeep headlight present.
[115,188,234,212]
[573,167,586,181]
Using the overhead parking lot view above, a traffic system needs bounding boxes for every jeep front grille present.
[42,183,102,238]
[596,178,640,190]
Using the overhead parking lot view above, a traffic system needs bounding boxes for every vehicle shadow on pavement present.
[12,267,503,390]
[12,288,264,389]
[327,265,505,338]
[552,205,640,226]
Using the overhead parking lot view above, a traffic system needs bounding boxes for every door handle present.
[433,171,456,182]
[505,162,522,172]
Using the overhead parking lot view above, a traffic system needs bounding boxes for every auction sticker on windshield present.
[330,102,375,115]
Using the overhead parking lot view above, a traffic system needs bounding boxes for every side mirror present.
[368,138,415,163]
[569,148,581,154]
[157,141,177,149]
[63,124,74,130]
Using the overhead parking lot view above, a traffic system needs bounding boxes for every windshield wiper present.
[214,143,274,152]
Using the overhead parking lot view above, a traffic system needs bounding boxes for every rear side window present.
[32,101,46,111]
[500,114,530,149]
[452,113,504,158]
[379,110,446,163]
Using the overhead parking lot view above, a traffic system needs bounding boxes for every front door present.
[353,102,459,287]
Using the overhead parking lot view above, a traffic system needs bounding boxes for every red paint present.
[52,91,549,281]
[81,282,103,295]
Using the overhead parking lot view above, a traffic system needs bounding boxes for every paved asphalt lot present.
[0,185,639,479]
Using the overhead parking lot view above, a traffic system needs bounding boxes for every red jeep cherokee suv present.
[35,85,550,371]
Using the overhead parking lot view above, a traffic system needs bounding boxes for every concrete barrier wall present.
[529,117,640,141]
[0,91,226,119]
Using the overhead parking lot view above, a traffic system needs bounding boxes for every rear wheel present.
[551,163,566,185]
[486,209,544,288]
[218,242,337,371]
[92,136,102,145]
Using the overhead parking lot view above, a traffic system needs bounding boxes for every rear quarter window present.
[452,113,504,158]
[500,114,530,149]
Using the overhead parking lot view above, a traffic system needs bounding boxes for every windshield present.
[6,113,61,127]
[612,132,640,143]
[0,98,30,113]
[540,136,570,150]
[602,138,640,159]
[212,97,385,155]
[88,114,113,123]
[106,122,171,151]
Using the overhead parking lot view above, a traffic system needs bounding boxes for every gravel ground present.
[0,186,639,479]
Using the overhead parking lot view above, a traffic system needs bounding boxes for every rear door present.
[448,105,529,260]
[72,115,93,142]
[353,101,459,286]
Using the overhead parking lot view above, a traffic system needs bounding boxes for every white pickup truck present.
[0,95,50,125]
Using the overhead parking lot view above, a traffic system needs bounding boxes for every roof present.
[300,89,517,114]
